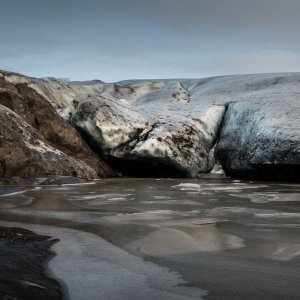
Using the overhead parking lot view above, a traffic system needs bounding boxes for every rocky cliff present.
[0,71,115,182]
[1,70,299,181]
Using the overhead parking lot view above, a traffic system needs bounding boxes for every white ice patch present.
[119,98,129,105]
[141,200,199,205]
[61,182,96,186]
[172,183,201,191]
[232,192,300,203]
[198,106,225,138]
[206,207,276,217]
[104,210,197,222]
[71,193,133,200]
[255,213,300,219]
[270,245,300,262]
[127,226,245,257]
[106,197,128,202]
[0,190,29,197]
[133,136,173,157]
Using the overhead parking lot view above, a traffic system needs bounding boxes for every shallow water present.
[0,178,300,299]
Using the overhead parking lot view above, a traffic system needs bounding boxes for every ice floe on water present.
[61,182,96,186]
[205,206,276,218]
[69,193,135,208]
[0,189,30,197]
[255,213,300,219]
[270,245,300,262]
[70,193,133,201]
[4,209,195,225]
[3,209,107,224]
[104,210,201,222]
[153,217,218,227]
[231,192,300,203]
[152,196,171,200]
[142,199,200,206]
[172,183,202,191]
[171,182,267,193]
[127,225,245,257]
[83,198,133,207]
[106,197,129,202]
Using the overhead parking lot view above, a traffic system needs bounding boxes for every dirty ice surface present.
[0,177,300,300]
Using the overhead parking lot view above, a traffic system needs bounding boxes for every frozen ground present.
[0,178,299,299]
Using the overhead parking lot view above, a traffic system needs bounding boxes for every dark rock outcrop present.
[0,74,115,182]
[0,104,97,179]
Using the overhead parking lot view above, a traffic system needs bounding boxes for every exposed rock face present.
[0,104,97,179]
[0,73,115,180]
[1,70,300,181]
[0,70,107,120]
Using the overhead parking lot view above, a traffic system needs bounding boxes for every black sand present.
[0,226,62,300]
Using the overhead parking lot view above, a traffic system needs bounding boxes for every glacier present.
[1,70,300,181]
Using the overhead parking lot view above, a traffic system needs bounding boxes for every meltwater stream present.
[0,178,299,300]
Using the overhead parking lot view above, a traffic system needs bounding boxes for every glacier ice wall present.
[2,70,300,180]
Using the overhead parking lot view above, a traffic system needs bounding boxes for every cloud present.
[0,0,299,80]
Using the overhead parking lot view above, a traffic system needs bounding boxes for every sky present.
[0,0,300,82]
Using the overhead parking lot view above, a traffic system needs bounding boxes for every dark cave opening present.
[106,155,191,178]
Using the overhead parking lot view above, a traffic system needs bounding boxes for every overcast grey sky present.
[0,0,299,81]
